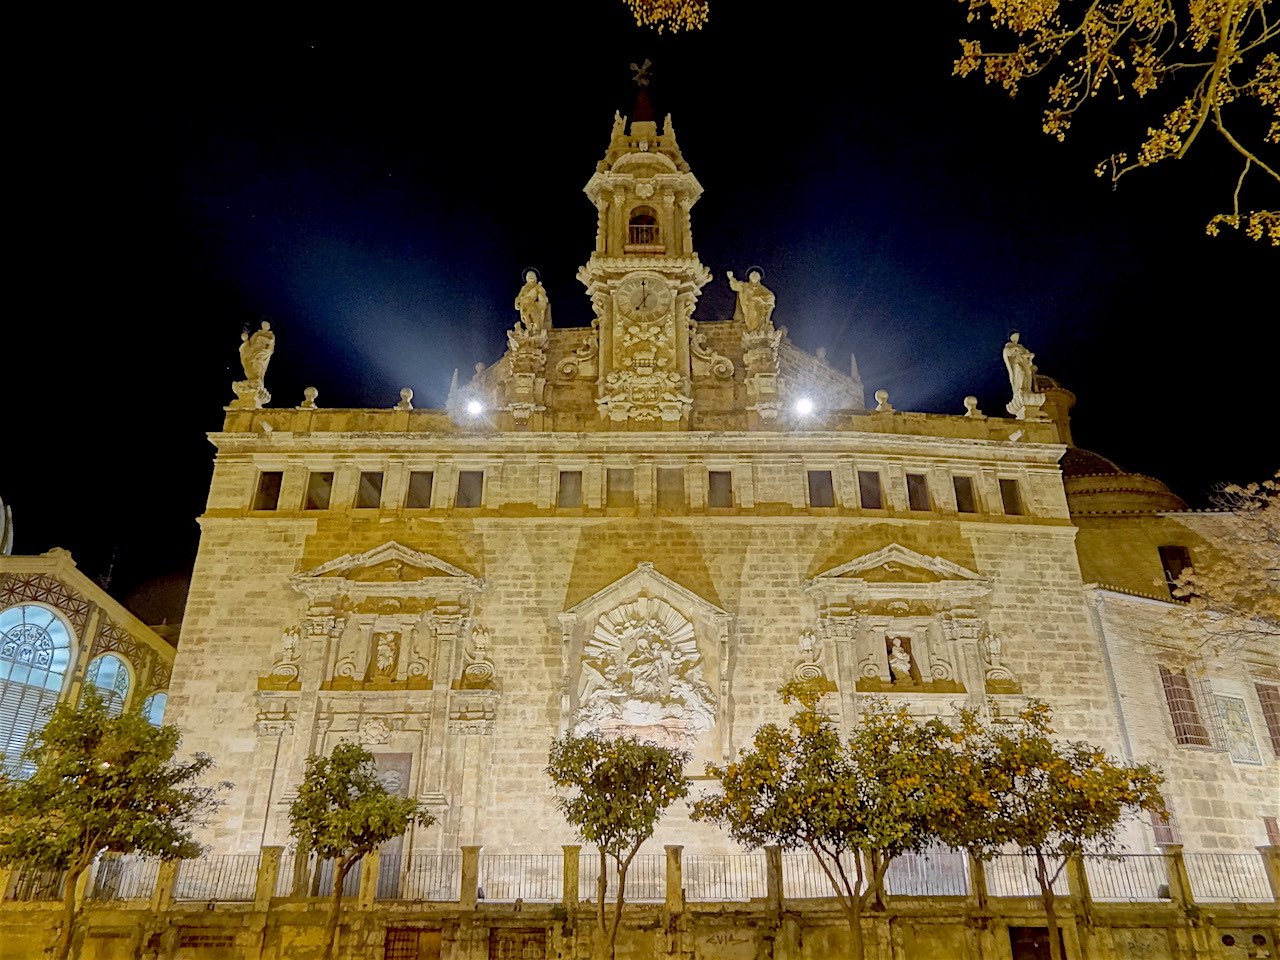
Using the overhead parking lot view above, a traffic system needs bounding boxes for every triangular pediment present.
[562,562,730,622]
[295,541,479,587]
[809,544,987,586]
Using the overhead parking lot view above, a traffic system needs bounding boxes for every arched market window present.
[142,691,168,726]
[85,653,131,717]
[0,604,74,775]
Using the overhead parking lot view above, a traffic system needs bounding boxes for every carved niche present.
[559,563,735,760]
[261,541,484,695]
[804,544,1019,709]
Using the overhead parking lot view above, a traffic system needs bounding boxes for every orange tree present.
[692,681,959,960]
[547,732,690,960]
[0,689,226,960]
[937,701,1165,960]
[289,742,434,960]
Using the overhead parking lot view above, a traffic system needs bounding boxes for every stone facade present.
[158,108,1279,867]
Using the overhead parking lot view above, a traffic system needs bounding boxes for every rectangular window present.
[1152,809,1180,846]
[354,471,384,509]
[253,471,283,511]
[708,470,734,508]
[606,469,634,508]
[1265,816,1280,847]
[807,470,835,508]
[858,470,883,510]
[953,475,978,513]
[455,470,484,508]
[405,471,434,509]
[303,472,335,510]
[1159,666,1212,746]
[906,473,931,511]
[557,470,583,508]
[1158,545,1193,600]
[1256,683,1280,755]
[656,468,685,511]
[999,478,1024,516]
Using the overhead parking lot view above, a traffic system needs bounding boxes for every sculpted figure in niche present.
[514,270,551,334]
[887,636,915,683]
[1002,331,1037,400]
[239,321,275,381]
[369,631,399,680]
[728,270,777,333]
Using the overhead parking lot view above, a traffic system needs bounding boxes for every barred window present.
[1152,809,1180,846]
[1256,683,1280,755]
[1159,666,1211,746]
[85,654,131,717]
[1,604,74,776]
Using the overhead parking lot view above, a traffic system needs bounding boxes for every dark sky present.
[5,4,1276,622]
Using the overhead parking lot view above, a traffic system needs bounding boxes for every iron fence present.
[478,854,562,902]
[87,854,160,901]
[173,854,261,902]
[273,853,363,898]
[1084,854,1170,901]
[884,848,968,897]
[392,853,461,901]
[781,852,865,900]
[684,854,768,901]
[1184,852,1273,902]
[5,866,65,902]
[984,853,1069,898]
[578,853,665,902]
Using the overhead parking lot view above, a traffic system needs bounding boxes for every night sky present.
[5,5,1276,623]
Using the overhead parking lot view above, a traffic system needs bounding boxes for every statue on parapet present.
[230,321,275,409]
[1002,331,1045,419]
[514,270,551,335]
[728,269,776,333]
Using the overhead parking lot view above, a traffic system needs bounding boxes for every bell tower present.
[577,98,712,427]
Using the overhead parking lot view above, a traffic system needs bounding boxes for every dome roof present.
[1060,446,1186,515]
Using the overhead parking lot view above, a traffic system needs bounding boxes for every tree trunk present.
[607,852,634,960]
[323,855,355,960]
[842,900,865,960]
[1035,852,1064,960]
[594,849,609,960]
[55,855,92,960]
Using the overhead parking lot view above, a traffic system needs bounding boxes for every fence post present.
[292,844,311,897]
[358,849,381,909]
[460,846,481,910]
[1160,844,1193,908]
[255,847,282,909]
[1258,846,1280,905]
[563,845,580,913]
[664,845,684,914]
[151,860,179,912]
[765,845,783,915]
[966,854,988,911]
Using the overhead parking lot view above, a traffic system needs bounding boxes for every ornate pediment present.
[563,562,729,621]
[808,544,987,587]
[291,542,482,605]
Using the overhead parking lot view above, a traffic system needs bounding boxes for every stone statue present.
[728,270,777,333]
[239,322,275,382]
[1002,332,1036,400]
[514,271,551,334]
[888,637,914,683]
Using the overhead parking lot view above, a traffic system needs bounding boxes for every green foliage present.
[0,688,225,872]
[288,741,433,866]
[938,701,1165,860]
[546,731,690,861]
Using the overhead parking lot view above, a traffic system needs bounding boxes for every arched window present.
[627,206,659,246]
[142,691,167,726]
[85,654,131,717]
[0,604,74,775]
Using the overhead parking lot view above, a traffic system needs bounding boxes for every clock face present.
[616,276,673,322]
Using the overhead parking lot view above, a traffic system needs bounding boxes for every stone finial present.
[963,395,982,417]
[300,387,319,409]
[395,388,414,411]
[874,389,893,412]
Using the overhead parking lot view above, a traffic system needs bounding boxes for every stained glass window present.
[0,604,74,775]
[142,691,168,726]
[85,654,131,717]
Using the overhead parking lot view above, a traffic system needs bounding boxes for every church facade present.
[162,108,1278,861]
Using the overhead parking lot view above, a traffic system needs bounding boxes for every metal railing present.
[87,854,160,901]
[885,848,968,897]
[396,853,461,901]
[1184,853,1273,902]
[173,854,260,902]
[627,224,660,245]
[578,853,665,902]
[684,854,768,901]
[479,854,562,902]
[984,853,1069,898]
[781,852,865,900]
[1084,854,1170,901]
[5,866,65,902]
